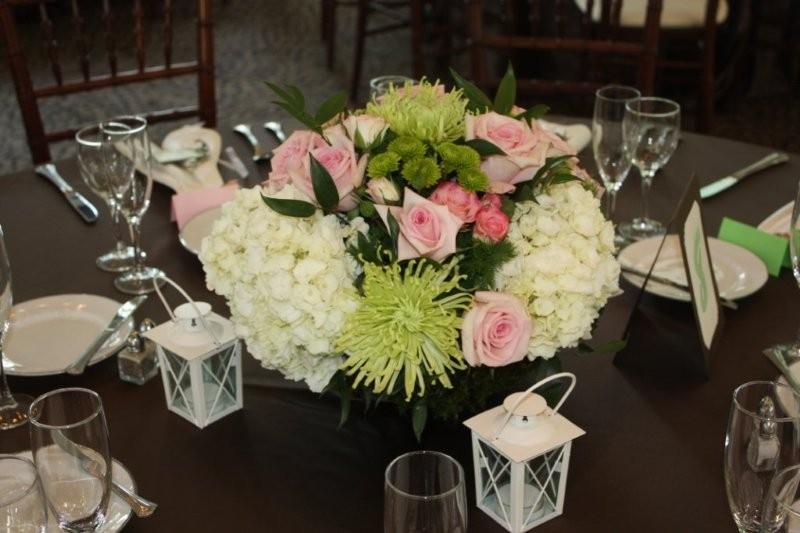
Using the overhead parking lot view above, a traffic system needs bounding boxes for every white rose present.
[342,114,388,148]
[366,177,400,204]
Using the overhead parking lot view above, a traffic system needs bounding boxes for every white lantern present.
[463,373,584,532]
[142,277,243,429]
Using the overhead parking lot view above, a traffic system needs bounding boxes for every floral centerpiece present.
[200,67,620,437]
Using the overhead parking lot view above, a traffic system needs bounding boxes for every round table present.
[0,123,797,532]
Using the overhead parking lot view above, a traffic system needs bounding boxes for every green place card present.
[718,217,789,277]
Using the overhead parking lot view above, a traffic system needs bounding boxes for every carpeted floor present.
[0,0,797,175]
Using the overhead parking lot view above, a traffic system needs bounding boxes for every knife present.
[700,152,789,199]
[621,266,738,310]
[65,295,147,375]
[233,124,270,162]
[35,163,99,223]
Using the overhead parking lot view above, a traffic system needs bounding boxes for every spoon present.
[264,121,286,143]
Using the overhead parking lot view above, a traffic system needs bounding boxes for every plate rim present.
[178,205,223,256]
[757,201,793,234]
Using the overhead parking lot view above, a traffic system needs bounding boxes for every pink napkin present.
[171,183,238,230]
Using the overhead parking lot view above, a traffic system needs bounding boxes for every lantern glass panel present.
[477,439,514,524]
[201,344,238,417]
[163,348,195,419]
[521,445,566,526]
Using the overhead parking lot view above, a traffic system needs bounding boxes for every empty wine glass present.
[592,85,640,240]
[29,388,112,532]
[761,464,800,532]
[0,455,48,532]
[100,116,164,294]
[619,97,681,241]
[0,226,32,430]
[76,125,137,273]
[370,75,416,99]
[384,450,467,533]
[725,381,800,533]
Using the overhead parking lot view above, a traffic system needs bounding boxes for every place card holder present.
[614,175,724,380]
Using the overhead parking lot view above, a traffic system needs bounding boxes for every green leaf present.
[592,339,627,354]
[411,400,428,442]
[315,91,347,126]
[265,82,295,105]
[309,154,340,213]
[261,194,316,217]
[273,101,319,133]
[512,183,536,203]
[500,196,516,218]
[514,104,550,125]
[464,139,506,157]
[493,63,516,115]
[338,388,352,427]
[286,84,305,109]
[387,210,400,251]
[449,68,492,113]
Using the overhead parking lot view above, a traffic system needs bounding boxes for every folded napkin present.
[717,217,789,277]
[171,183,238,230]
[539,120,592,153]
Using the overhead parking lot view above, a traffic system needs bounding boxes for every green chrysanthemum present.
[367,152,401,178]
[336,260,472,400]
[402,157,442,190]
[388,136,427,161]
[367,81,468,144]
[456,168,489,192]
[438,143,481,174]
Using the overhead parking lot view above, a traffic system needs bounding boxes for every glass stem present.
[640,170,656,222]
[111,205,125,253]
[0,334,14,406]
[604,190,618,220]
[129,220,143,273]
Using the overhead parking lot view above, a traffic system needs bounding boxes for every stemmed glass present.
[29,388,112,532]
[100,116,164,294]
[0,455,48,532]
[384,450,468,533]
[592,85,640,241]
[762,464,800,532]
[370,75,416,99]
[0,225,32,430]
[619,97,681,241]
[76,125,137,273]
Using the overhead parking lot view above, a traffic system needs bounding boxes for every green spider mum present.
[367,152,401,178]
[456,167,489,192]
[402,157,441,190]
[367,81,468,144]
[336,259,472,400]
[437,142,481,174]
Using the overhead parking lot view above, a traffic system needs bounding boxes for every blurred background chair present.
[0,0,216,165]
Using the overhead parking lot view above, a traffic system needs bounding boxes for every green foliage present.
[412,400,428,443]
[514,104,550,126]
[265,82,346,136]
[367,152,401,178]
[261,194,316,218]
[457,234,516,291]
[512,155,581,202]
[402,157,442,190]
[309,154,340,213]
[493,64,517,115]
[449,68,492,113]
[456,168,489,192]
[389,136,427,160]
[463,138,506,157]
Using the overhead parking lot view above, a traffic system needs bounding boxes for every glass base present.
[0,393,33,430]
[114,266,166,295]
[96,246,144,273]
[769,341,800,362]
[618,217,666,241]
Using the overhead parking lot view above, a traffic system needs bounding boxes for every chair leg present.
[350,0,368,102]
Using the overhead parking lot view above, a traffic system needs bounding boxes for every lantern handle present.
[492,372,576,441]
[152,275,221,347]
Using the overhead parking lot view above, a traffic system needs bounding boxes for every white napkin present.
[539,120,592,154]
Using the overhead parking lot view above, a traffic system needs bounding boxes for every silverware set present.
[621,265,739,310]
[234,121,286,162]
[35,163,99,224]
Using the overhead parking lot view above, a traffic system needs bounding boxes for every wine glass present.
[29,388,112,532]
[384,450,467,533]
[724,381,800,532]
[100,116,165,294]
[592,85,640,241]
[619,97,681,241]
[370,75,416,99]
[762,464,800,533]
[76,124,137,272]
[0,225,32,430]
[0,455,48,532]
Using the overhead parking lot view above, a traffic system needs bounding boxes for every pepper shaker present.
[118,319,159,385]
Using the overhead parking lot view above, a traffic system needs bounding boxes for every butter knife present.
[621,266,738,310]
[233,124,270,162]
[700,152,789,199]
[35,163,98,223]
[65,295,146,375]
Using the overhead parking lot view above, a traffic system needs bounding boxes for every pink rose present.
[462,291,532,368]
[288,125,368,211]
[429,181,481,223]
[268,130,326,192]
[375,188,463,262]
[473,206,509,243]
[480,193,502,210]
[366,177,400,204]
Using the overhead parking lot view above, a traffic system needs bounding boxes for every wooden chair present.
[466,0,663,101]
[0,0,216,165]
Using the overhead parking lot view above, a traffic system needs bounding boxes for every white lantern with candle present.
[463,373,584,532]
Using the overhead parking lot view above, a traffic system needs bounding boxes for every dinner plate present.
[15,450,135,533]
[2,294,133,376]
[758,201,793,236]
[618,235,768,301]
[179,206,222,255]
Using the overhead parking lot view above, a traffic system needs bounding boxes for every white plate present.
[758,201,793,236]
[179,206,222,255]
[15,450,135,533]
[2,294,133,376]
[618,235,768,301]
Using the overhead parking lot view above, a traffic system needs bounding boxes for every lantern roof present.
[464,404,585,463]
[142,312,237,361]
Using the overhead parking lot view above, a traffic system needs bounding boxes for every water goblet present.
[0,225,32,430]
[619,97,681,241]
[384,450,468,533]
[29,388,112,532]
[0,455,48,532]
[76,124,137,272]
[100,116,165,295]
[370,75,416,99]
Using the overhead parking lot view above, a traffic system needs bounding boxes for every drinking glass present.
[761,464,800,532]
[0,225,32,430]
[592,85,641,236]
[619,97,681,241]
[29,388,112,532]
[725,381,800,532]
[370,75,416,99]
[384,450,467,533]
[0,455,48,532]
[76,125,137,273]
[100,116,164,294]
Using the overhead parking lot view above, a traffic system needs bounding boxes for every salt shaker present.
[118,319,159,385]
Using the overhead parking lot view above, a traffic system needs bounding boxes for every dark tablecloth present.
[1,124,798,532]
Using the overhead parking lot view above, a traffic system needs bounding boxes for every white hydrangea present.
[199,185,362,392]
[495,182,620,359]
